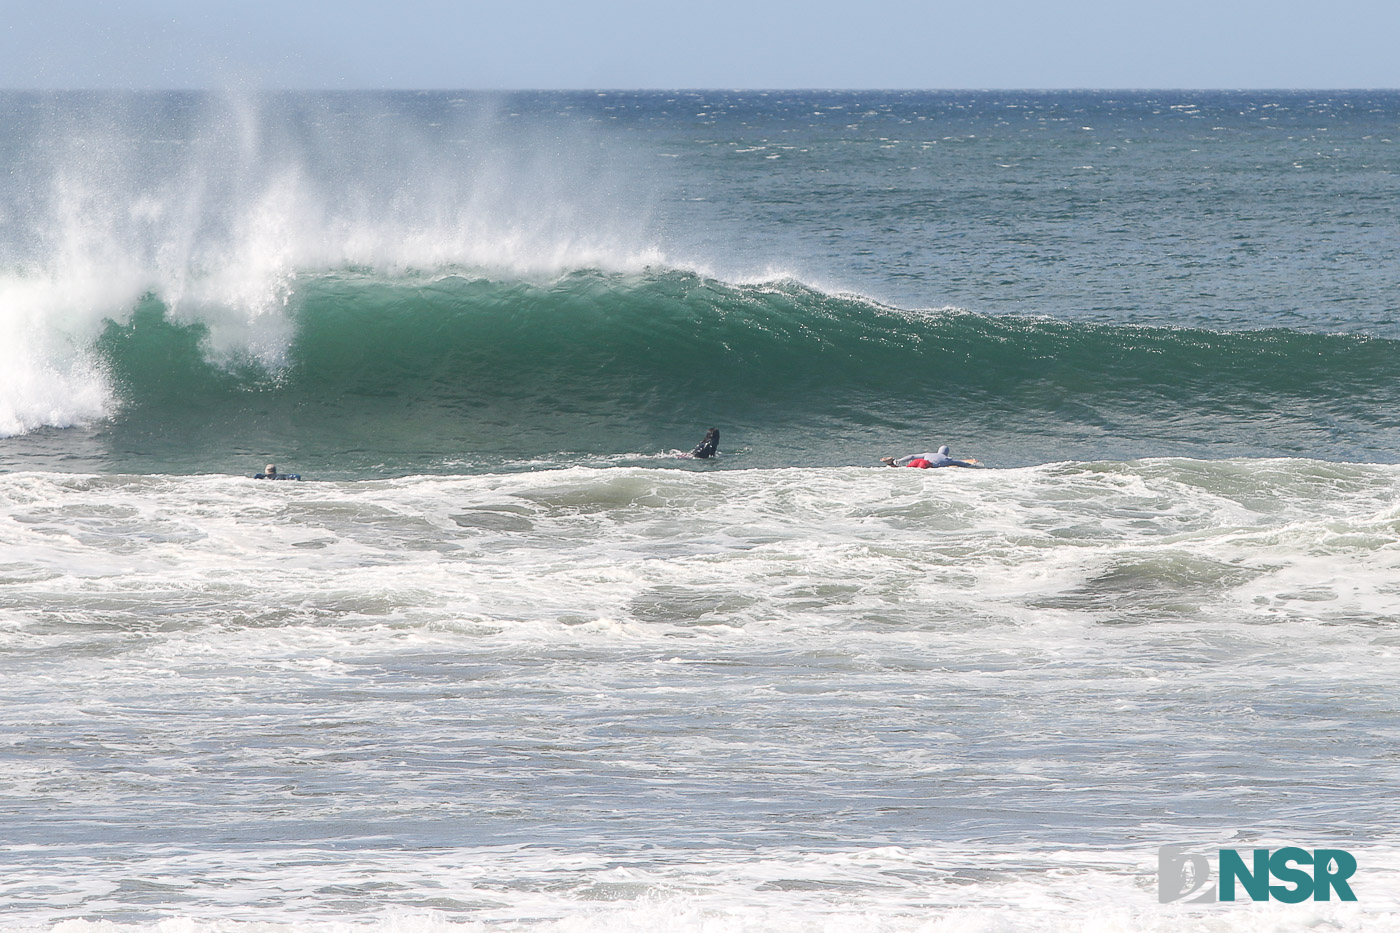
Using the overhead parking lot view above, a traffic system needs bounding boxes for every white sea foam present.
[6,88,1400,931]
[2,461,1399,638]
[1,463,1398,925]
[0,277,116,436]
[3,843,1398,931]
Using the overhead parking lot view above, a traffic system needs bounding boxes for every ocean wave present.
[98,267,1400,414]
[0,90,666,445]
[4,266,1400,474]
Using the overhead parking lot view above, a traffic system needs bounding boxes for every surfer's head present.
[265,464,277,476]
[938,445,950,457]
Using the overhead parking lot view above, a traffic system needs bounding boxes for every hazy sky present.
[5,0,1399,90]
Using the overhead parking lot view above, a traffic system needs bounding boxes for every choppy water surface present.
[3,91,1400,931]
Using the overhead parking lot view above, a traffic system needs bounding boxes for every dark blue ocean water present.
[603,90,1400,332]
[2,92,1400,932]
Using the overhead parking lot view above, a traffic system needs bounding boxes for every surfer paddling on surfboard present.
[253,464,302,480]
[880,445,980,468]
[686,428,720,459]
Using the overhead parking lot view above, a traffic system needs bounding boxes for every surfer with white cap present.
[253,464,301,480]
[880,445,980,468]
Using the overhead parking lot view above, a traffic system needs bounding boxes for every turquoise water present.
[5,92,1400,475]
[2,91,1399,932]
[8,271,1394,477]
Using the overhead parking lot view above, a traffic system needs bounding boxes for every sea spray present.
[0,90,666,445]
[4,89,1400,933]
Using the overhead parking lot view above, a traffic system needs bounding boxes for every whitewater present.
[2,90,1400,932]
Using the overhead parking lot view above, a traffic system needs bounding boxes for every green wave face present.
[37,268,1400,476]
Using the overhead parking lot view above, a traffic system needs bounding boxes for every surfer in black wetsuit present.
[690,428,720,459]
[253,464,301,480]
